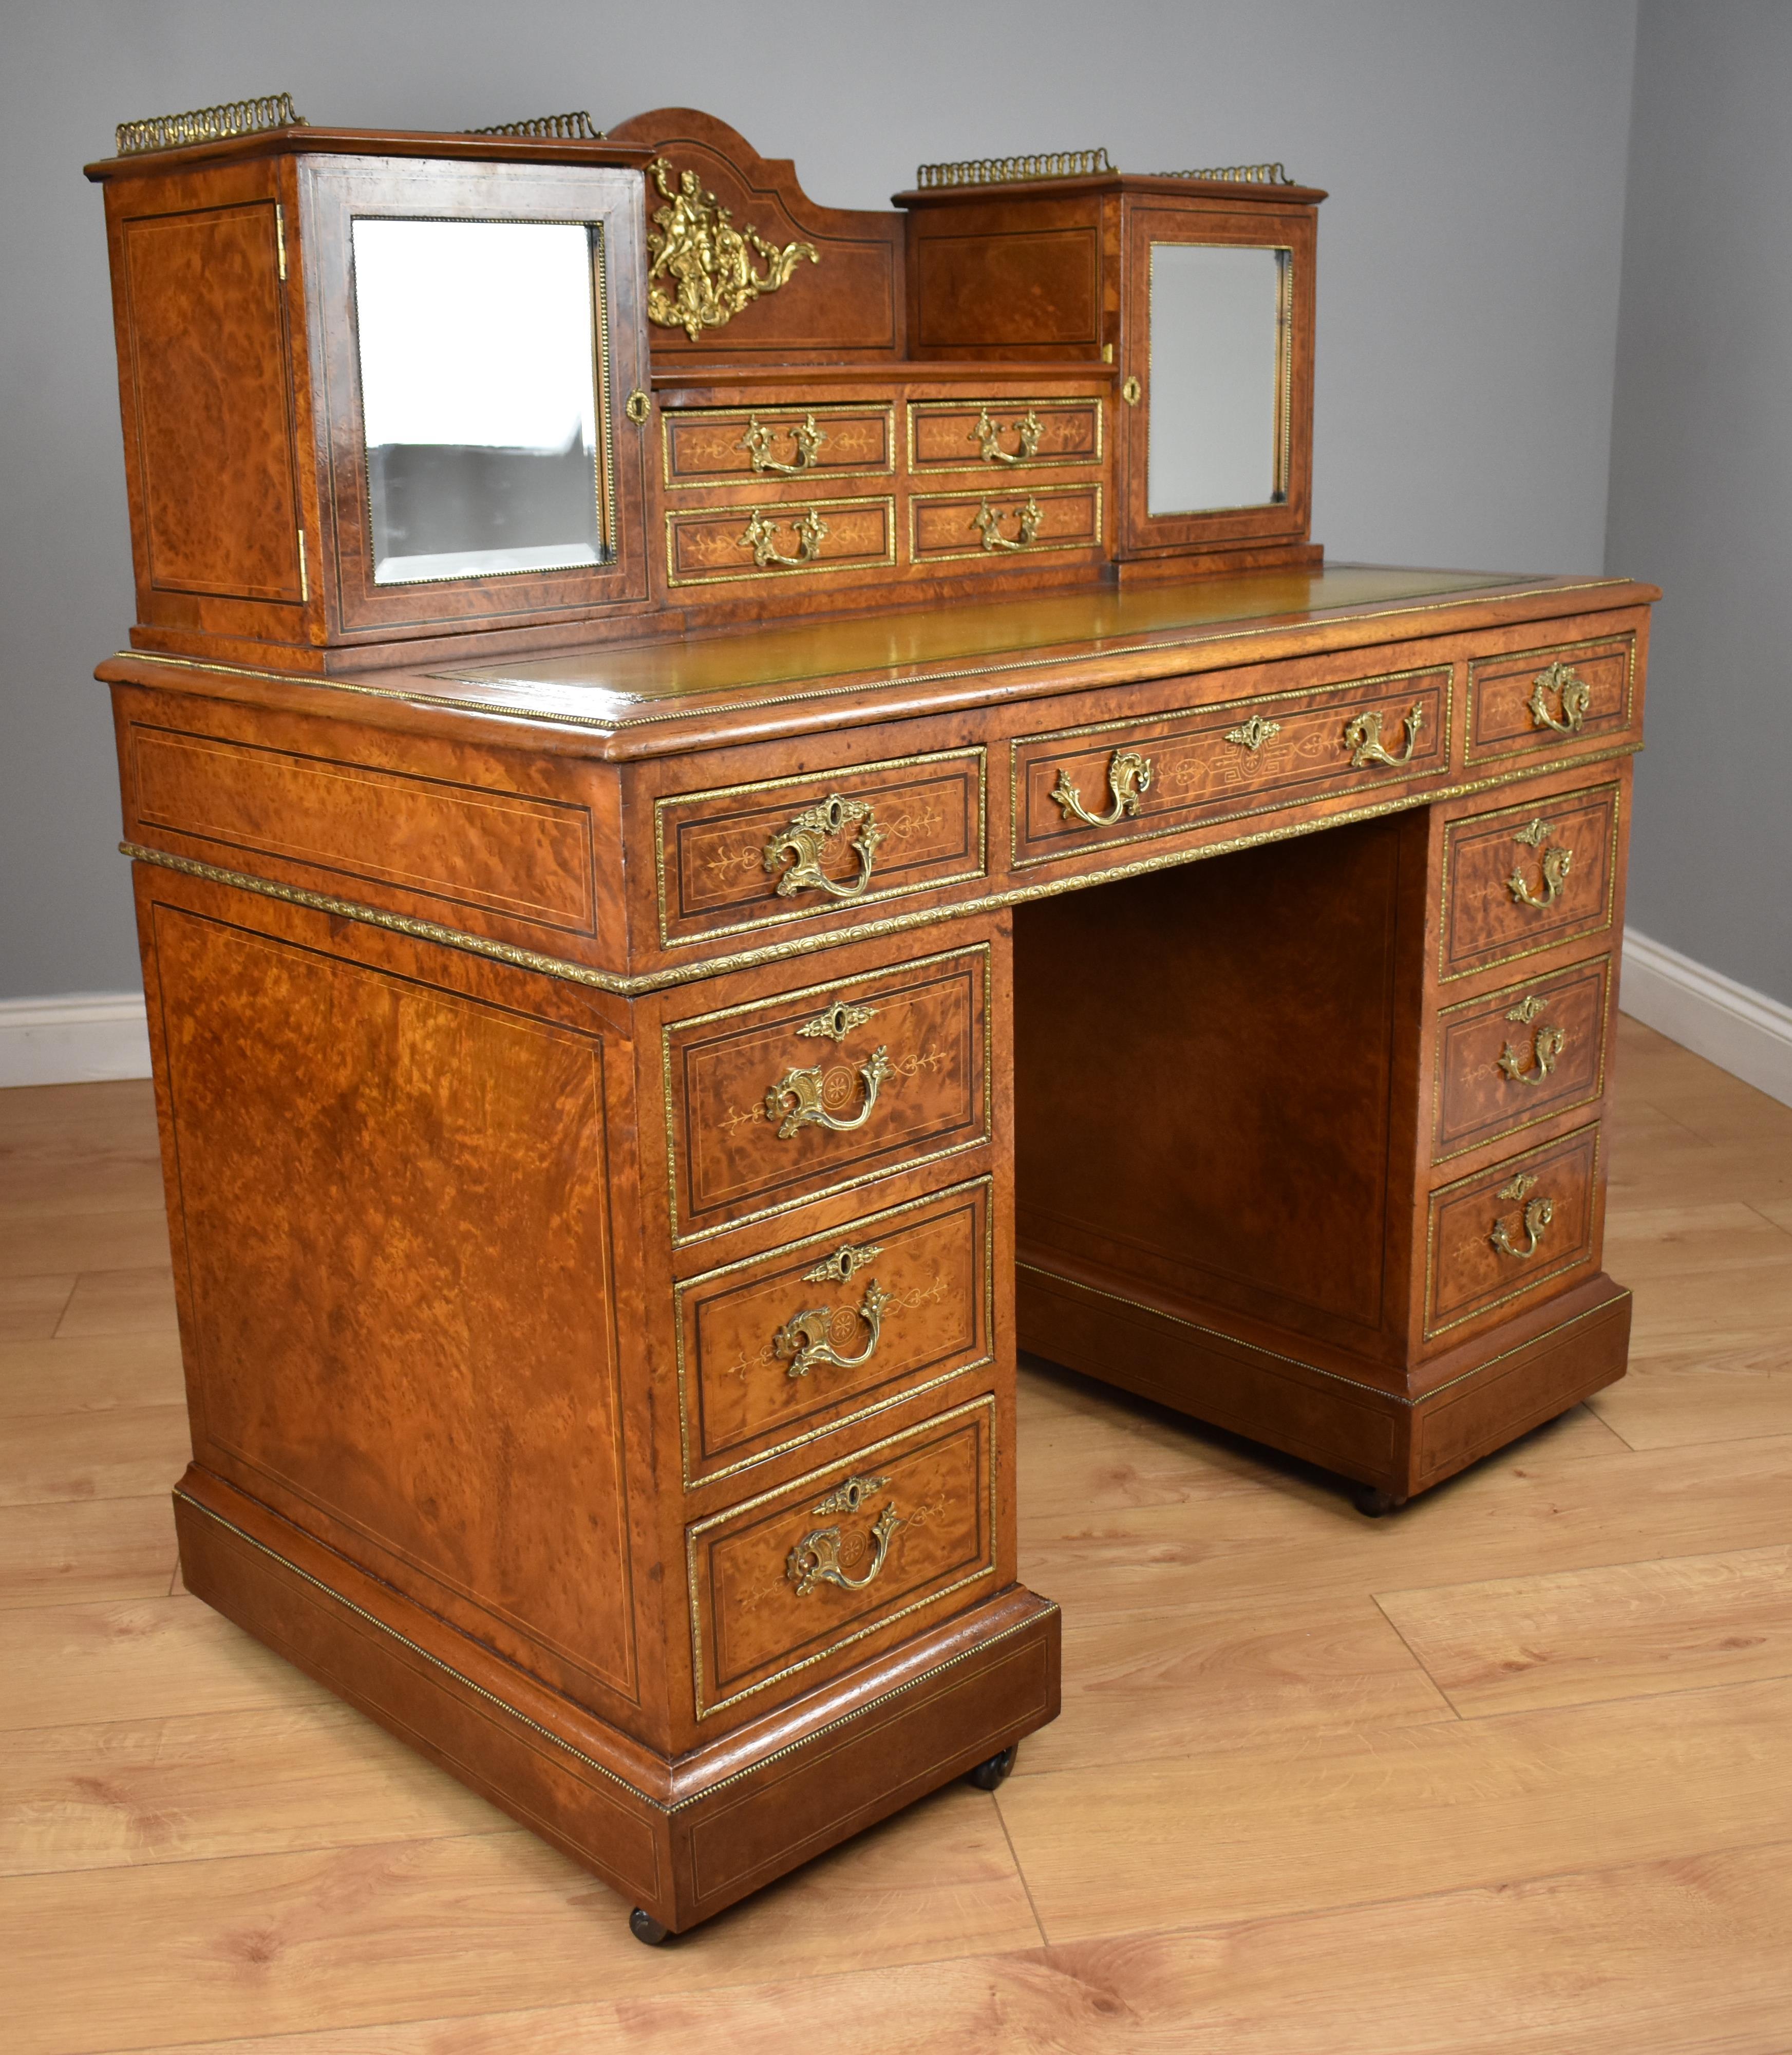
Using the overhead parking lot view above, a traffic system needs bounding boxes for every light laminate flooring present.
[4,1017,1790,2052]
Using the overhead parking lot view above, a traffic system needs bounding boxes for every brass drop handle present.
[773,1279,893,1379]
[763,794,885,900]
[1343,701,1424,769]
[974,495,1043,552]
[973,406,1043,464]
[740,413,827,475]
[786,1501,903,1596]
[1506,819,1573,910]
[1489,1173,1554,1259]
[765,1047,892,1139]
[1498,1022,1568,1085]
[741,506,828,567]
[1051,747,1154,829]
[1527,660,1591,736]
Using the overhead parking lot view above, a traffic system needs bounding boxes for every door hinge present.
[275,202,287,281]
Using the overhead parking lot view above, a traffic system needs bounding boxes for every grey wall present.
[0,0,1640,1000]
[1606,0,1792,1005]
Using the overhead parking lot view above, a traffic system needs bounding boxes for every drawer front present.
[1432,956,1613,1163]
[910,481,1104,567]
[1439,780,1621,982]
[1426,1124,1601,1338]
[1012,665,1451,867]
[1465,635,1637,768]
[687,1394,996,1717]
[664,946,991,1244]
[907,397,1103,473]
[655,750,987,950]
[662,403,896,488]
[675,1179,994,1485]
[665,495,896,588]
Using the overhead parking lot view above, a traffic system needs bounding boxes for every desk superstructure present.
[87,105,1651,1938]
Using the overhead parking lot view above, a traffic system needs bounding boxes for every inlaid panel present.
[665,495,896,587]
[906,397,1103,472]
[1465,635,1637,767]
[131,725,598,934]
[662,403,895,487]
[1439,781,1621,981]
[663,946,991,1244]
[655,750,986,949]
[686,1395,996,1717]
[675,1180,993,1484]
[1425,1124,1601,1338]
[148,903,636,1701]
[1431,956,1613,1162]
[1012,665,1451,866]
[910,482,1104,567]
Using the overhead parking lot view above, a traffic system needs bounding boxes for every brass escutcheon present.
[763,794,884,901]
[1343,701,1424,769]
[772,1278,894,1379]
[1225,714,1282,753]
[625,388,651,424]
[1526,660,1592,736]
[1121,376,1142,406]
[973,406,1043,464]
[1051,747,1154,829]
[764,1047,893,1139]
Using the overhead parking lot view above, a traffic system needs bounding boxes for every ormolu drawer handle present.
[1344,701,1424,768]
[973,406,1043,464]
[1506,818,1573,909]
[1051,747,1154,828]
[740,413,826,475]
[1489,1172,1553,1259]
[974,495,1043,552]
[1498,995,1568,1085]
[773,1278,894,1379]
[763,794,885,900]
[1527,660,1591,736]
[765,1047,892,1139]
[741,506,827,567]
[787,1474,904,1596]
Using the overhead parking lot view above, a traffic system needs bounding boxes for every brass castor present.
[1352,1483,1407,1518]
[966,1743,1019,1790]
[629,1907,671,1946]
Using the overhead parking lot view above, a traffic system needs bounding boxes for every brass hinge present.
[296,526,308,602]
[275,202,287,281]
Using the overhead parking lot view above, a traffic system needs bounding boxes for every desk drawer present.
[654,750,986,950]
[907,397,1103,473]
[1438,780,1621,982]
[686,1394,996,1718]
[675,1180,994,1485]
[661,403,896,489]
[664,494,896,588]
[1011,664,1451,867]
[909,480,1104,568]
[663,946,991,1244]
[1425,1125,1601,1339]
[1432,956,1613,1163]
[1465,634,1637,768]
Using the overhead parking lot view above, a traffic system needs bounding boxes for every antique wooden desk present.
[87,104,1652,1939]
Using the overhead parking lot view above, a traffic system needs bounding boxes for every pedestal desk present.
[86,104,1652,1938]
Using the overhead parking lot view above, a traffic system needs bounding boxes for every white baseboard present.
[0,993,152,1089]
[1620,928,1792,1109]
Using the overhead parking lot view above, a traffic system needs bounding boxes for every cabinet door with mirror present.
[1119,199,1315,559]
[303,156,651,634]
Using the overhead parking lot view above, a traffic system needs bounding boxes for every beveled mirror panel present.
[1146,244,1290,517]
[352,218,612,585]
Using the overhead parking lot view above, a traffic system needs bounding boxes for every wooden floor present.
[6,1015,1791,2053]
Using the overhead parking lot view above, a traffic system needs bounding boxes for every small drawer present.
[1465,635,1637,768]
[686,1394,997,1718]
[675,1179,994,1485]
[664,494,896,588]
[1432,956,1613,1162]
[1425,1124,1601,1338]
[909,481,1103,567]
[907,397,1103,473]
[661,403,896,489]
[654,749,986,950]
[1438,780,1621,982]
[1011,665,1451,867]
[663,945,991,1245]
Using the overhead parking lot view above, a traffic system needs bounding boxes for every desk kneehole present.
[684,1394,998,1721]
